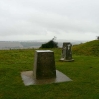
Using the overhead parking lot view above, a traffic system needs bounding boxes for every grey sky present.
[0,0,99,41]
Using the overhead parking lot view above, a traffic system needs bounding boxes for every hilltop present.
[72,40,99,56]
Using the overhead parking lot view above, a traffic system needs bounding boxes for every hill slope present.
[72,40,99,56]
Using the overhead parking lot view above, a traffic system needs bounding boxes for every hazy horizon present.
[0,38,89,42]
[0,39,86,49]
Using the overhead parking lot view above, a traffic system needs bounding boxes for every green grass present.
[72,40,99,56]
[0,48,99,99]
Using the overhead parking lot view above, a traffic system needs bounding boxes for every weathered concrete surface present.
[60,42,74,62]
[33,50,56,79]
[21,70,72,86]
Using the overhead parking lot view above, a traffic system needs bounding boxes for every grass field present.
[0,48,99,99]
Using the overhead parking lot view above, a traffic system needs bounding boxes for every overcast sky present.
[0,0,99,41]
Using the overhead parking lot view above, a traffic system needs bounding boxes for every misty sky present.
[0,0,99,41]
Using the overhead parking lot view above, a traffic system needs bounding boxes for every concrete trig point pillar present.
[21,49,72,85]
[33,50,56,79]
[60,42,74,62]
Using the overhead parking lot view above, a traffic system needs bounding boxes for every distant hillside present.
[72,40,99,56]
[0,41,23,49]
[20,42,44,48]
[0,40,84,49]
